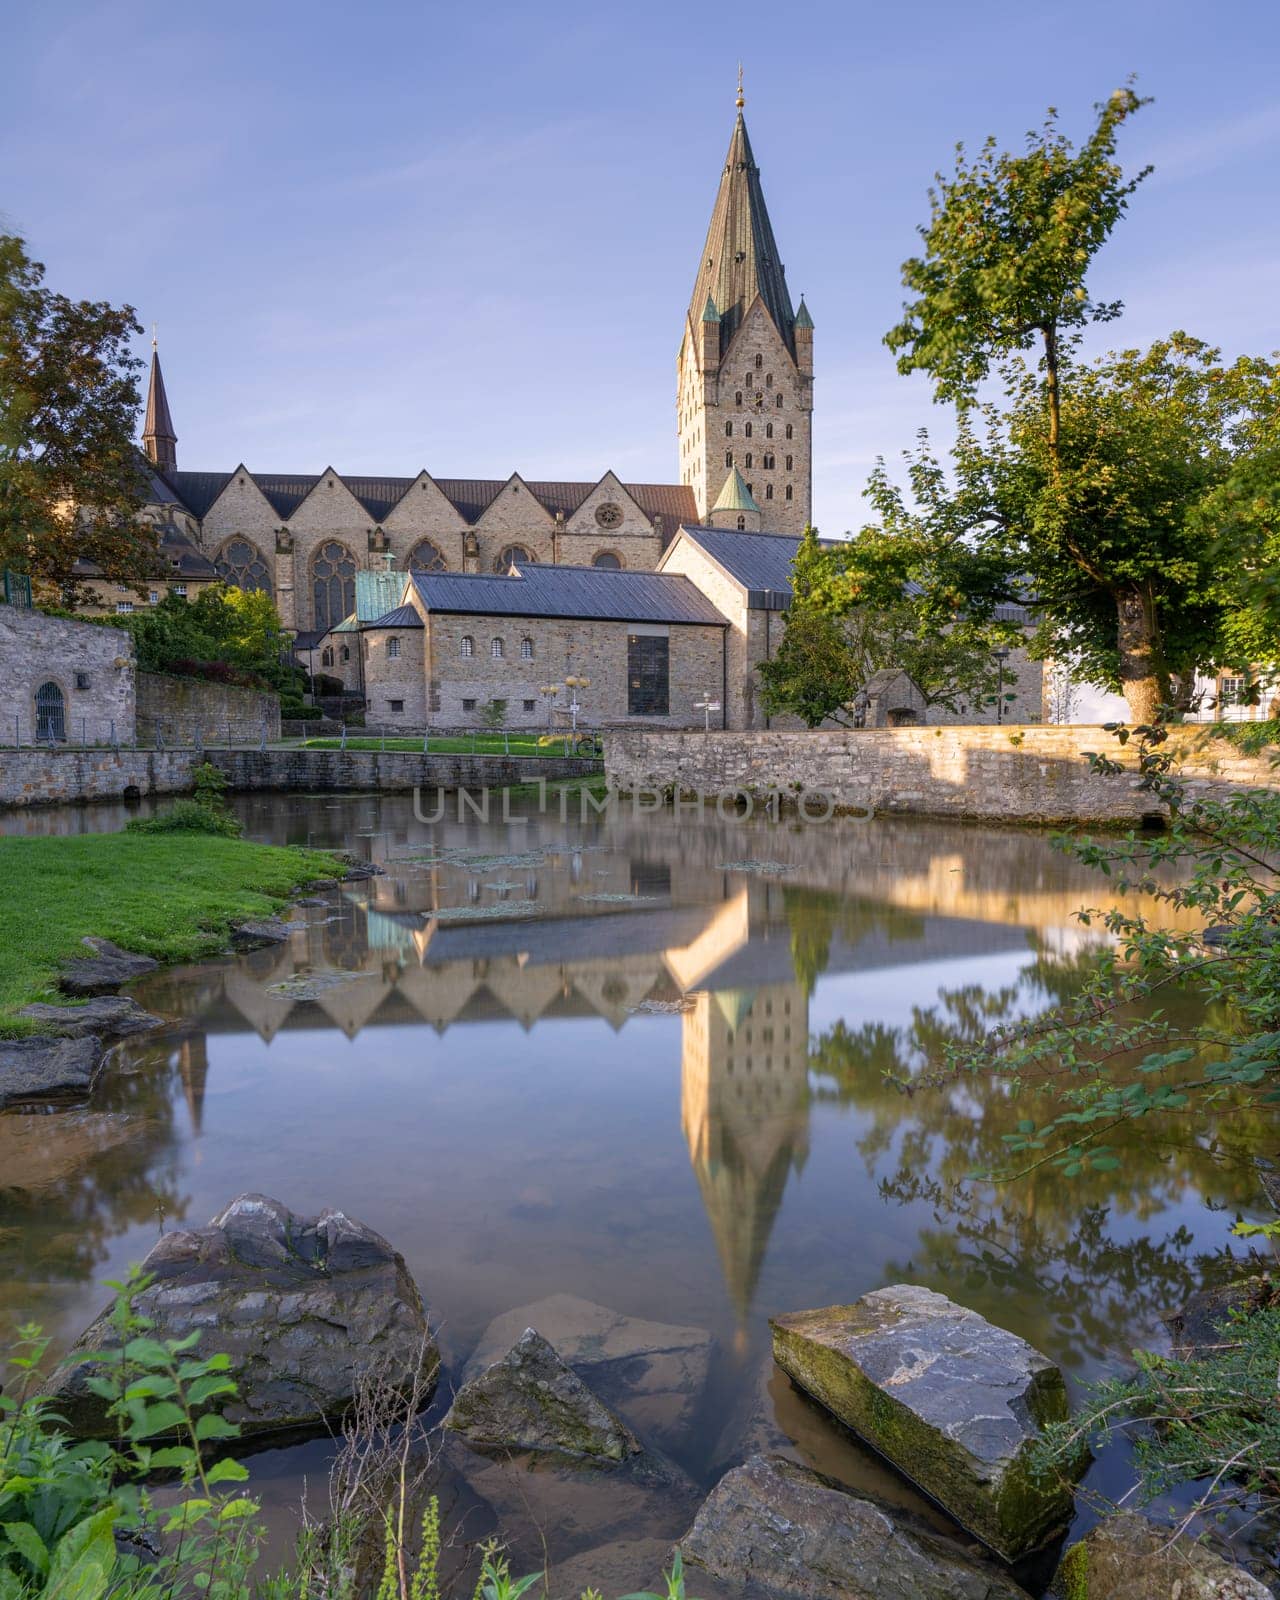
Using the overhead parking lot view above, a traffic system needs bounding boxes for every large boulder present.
[463,1293,712,1448]
[59,938,158,997]
[444,1328,640,1463]
[0,1035,103,1109]
[771,1285,1082,1562]
[682,1454,1031,1600]
[17,997,164,1039]
[52,1193,434,1439]
[1052,1512,1274,1599]
[1166,1278,1276,1358]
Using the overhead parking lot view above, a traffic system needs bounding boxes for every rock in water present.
[1053,1512,1273,1599]
[1166,1278,1276,1359]
[770,1286,1081,1561]
[59,937,159,996]
[445,1328,640,1462]
[17,997,164,1038]
[463,1293,712,1447]
[0,1036,103,1109]
[52,1193,434,1439]
[682,1454,1031,1600]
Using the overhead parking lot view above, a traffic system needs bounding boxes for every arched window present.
[735,391,742,406]
[387,637,401,658]
[321,647,334,668]
[725,451,733,468]
[786,454,793,471]
[340,645,350,663]
[754,354,763,369]
[745,453,753,469]
[763,454,775,469]
[725,421,733,437]
[736,516,746,531]
[520,637,534,660]
[592,551,622,569]
[408,539,447,572]
[744,422,752,438]
[785,424,793,439]
[311,541,356,631]
[491,637,504,658]
[766,422,773,438]
[460,635,474,657]
[776,393,784,408]
[766,372,773,386]
[215,537,272,596]
[35,681,65,743]
[495,544,534,572]
[765,484,774,500]
[785,486,794,501]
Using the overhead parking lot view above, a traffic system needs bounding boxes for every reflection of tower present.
[681,981,809,1331]
[177,1034,209,1137]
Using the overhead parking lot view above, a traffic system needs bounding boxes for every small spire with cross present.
[736,62,744,110]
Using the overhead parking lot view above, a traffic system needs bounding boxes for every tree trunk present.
[1115,586,1167,724]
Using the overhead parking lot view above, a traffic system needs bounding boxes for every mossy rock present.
[1052,1512,1272,1598]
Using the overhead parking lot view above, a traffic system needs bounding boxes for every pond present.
[0,791,1270,1592]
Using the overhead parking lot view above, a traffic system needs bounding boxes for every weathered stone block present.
[1053,1512,1272,1598]
[770,1285,1081,1561]
[0,1035,104,1109]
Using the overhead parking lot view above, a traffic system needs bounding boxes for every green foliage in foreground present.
[0,832,339,1035]
[126,765,243,838]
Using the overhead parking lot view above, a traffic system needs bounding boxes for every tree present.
[0,233,154,597]
[759,523,1021,728]
[96,584,296,690]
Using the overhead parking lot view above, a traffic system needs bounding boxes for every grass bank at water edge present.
[0,832,341,1036]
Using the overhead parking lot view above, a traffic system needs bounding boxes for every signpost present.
[694,696,721,732]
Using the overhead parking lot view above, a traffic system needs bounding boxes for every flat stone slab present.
[59,938,159,997]
[17,997,164,1039]
[682,1454,1030,1600]
[445,1328,640,1463]
[771,1285,1081,1561]
[464,1293,713,1447]
[1053,1512,1273,1599]
[51,1192,435,1440]
[230,918,305,949]
[0,1036,103,1109]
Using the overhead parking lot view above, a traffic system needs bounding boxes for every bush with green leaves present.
[126,765,242,839]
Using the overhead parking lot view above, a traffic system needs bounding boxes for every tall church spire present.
[686,99,797,361]
[142,332,177,473]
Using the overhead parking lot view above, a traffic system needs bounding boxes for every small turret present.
[142,333,177,473]
[794,296,814,377]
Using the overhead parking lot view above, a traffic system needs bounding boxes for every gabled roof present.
[688,111,797,361]
[165,469,698,531]
[367,604,423,629]
[410,562,728,627]
[667,525,800,610]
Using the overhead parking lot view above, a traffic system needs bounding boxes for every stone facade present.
[604,725,1280,825]
[0,749,197,808]
[136,672,281,745]
[210,748,600,794]
[0,604,136,746]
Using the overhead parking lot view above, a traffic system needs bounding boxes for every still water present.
[0,792,1271,1586]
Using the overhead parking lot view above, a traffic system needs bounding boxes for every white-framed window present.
[520,637,534,660]
[115,602,133,614]
[387,637,400,658]
[148,591,159,605]
[491,637,504,659]
[460,636,474,657]
[171,584,187,598]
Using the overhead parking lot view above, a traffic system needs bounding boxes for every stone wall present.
[209,748,600,793]
[0,749,197,808]
[137,673,281,745]
[604,724,1280,824]
[0,605,136,746]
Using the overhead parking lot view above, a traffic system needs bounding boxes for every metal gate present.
[35,681,65,743]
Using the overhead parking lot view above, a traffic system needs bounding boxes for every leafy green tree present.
[0,234,154,597]
[98,584,296,690]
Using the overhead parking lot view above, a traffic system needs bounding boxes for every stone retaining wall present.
[137,673,281,746]
[0,749,198,808]
[604,725,1279,824]
[208,749,601,794]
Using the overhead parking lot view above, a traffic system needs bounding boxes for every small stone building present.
[359,564,730,730]
[0,601,136,745]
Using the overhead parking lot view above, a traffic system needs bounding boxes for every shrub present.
[126,800,242,837]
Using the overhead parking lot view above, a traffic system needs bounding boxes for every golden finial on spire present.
[736,63,744,110]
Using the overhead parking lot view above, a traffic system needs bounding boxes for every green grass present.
[296,734,597,756]
[0,833,341,1036]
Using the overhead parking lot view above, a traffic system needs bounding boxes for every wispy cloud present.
[1140,103,1280,182]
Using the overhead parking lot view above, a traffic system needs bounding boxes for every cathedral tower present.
[678,84,813,535]
[142,335,177,474]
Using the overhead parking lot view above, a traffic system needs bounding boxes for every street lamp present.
[539,683,561,729]
[564,676,590,733]
[993,647,1012,725]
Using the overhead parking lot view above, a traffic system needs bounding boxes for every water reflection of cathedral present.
[139,848,1029,1325]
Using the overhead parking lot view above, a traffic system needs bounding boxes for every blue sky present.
[3,0,1278,533]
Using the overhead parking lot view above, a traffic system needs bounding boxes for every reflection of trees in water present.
[0,1039,193,1346]
[802,956,1270,1365]
[783,887,926,998]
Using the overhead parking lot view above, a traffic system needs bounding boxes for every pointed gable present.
[472,472,557,535]
[285,467,368,528]
[200,465,282,536]
[688,110,797,361]
[382,471,468,536]
[564,471,652,536]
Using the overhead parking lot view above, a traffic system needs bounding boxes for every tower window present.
[766,423,773,438]
[744,422,752,438]
[764,454,775,469]
[754,354,763,369]
[747,483,754,497]
[786,424,793,440]
[766,372,773,386]
[735,391,742,406]
[736,516,746,531]
[744,453,753,468]
[725,421,733,437]
[776,393,784,408]
[765,484,774,500]
[786,454,793,470]
[725,451,733,468]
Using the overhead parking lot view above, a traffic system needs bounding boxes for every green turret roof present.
[795,296,814,330]
[712,467,761,514]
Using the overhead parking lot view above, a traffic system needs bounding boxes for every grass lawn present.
[297,734,598,756]
[0,833,341,1036]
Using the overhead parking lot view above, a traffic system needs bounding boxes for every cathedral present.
[132,92,814,647]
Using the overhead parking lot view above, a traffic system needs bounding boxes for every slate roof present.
[367,604,423,629]
[163,470,697,531]
[143,348,176,446]
[674,525,801,605]
[687,112,797,359]
[410,563,728,626]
